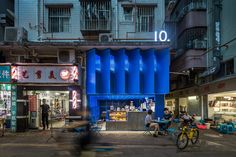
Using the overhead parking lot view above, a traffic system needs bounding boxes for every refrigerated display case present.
[109,111,127,121]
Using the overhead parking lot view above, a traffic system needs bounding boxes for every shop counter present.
[106,112,147,131]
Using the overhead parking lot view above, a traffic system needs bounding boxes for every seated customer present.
[145,109,160,137]
[159,108,173,134]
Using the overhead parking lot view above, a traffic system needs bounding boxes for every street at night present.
[1,0,236,156]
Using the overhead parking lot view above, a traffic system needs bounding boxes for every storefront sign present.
[72,90,78,109]
[11,84,17,132]
[0,84,11,91]
[0,66,11,82]
[29,95,37,112]
[11,65,79,83]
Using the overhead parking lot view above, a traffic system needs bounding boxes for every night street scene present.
[0,0,236,157]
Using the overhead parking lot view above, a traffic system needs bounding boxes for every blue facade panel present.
[155,94,165,119]
[86,49,96,94]
[114,49,126,94]
[100,49,111,93]
[155,48,170,94]
[142,49,155,94]
[127,49,141,94]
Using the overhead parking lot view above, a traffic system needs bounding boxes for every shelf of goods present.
[109,111,127,121]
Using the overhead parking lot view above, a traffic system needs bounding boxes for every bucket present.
[205,123,211,129]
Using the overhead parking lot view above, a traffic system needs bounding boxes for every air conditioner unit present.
[99,33,113,42]
[4,27,28,43]
[57,49,75,63]
[193,40,207,49]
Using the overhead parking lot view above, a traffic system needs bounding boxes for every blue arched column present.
[114,49,126,94]
[127,48,141,94]
[86,49,97,94]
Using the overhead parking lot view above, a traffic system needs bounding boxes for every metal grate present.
[136,7,155,32]
[80,1,111,31]
[48,7,71,33]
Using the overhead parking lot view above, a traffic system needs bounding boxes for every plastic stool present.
[218,123,227,133]
[227,125,233,134]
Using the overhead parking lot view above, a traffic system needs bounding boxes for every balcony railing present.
[80,0,111,31]
[172,0,207,21]
[80,19,111,31]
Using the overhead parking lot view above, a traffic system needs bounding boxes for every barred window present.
[136,7,154,32]
[48,8,71,33]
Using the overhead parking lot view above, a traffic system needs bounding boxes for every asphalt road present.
[0,130,235,157]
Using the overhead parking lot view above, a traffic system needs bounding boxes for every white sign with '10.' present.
[154,31,170,42]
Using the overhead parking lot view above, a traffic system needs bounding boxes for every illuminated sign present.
[0,66,11,82]
[60,69,70,80]
[11,65,79,83]
[72,90,78,109]
[154,30,170,42]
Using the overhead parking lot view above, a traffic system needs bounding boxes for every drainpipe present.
[199,0,222,77]
[37,0,41,41]
[115,0,118,38]
[17,0,19,26]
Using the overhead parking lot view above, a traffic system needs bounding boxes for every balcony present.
[177,11,206,36]
[171,49,207,72]
[80,0,111,33]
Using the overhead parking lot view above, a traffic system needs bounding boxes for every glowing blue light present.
[110,55,115,72]
[95,55,101,71]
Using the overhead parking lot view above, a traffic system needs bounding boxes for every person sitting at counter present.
[145,109,160,137]
[159,108,173,135]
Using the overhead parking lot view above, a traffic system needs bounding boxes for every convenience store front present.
[86,48,170,130]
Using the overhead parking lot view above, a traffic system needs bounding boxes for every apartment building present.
[166,0,236,122]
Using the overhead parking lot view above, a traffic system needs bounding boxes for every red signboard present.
[29,95,37,112]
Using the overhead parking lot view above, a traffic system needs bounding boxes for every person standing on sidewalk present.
[41,99,50,130]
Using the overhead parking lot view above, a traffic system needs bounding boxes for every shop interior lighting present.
[188,96,197,100]
[224,96,232,100]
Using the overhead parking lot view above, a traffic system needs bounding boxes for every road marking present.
[205,141,223,146]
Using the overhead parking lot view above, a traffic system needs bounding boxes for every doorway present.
[27,90,69,129]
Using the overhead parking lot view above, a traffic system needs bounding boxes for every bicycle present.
[176,124,199,150]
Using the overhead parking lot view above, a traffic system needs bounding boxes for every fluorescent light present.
[188,96,197,100]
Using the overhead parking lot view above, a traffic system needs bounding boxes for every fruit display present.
[109,111,127,121]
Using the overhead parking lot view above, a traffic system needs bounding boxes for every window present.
[225,59,234,75]
[123,7,133,22]
[136,7,155,32]
[48,8,71,33]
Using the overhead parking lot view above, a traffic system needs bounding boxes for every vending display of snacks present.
[109,111,127,121]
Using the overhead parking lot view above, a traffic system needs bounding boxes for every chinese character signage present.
[29,95,37,112]
[11,65,79,83]
[0,84,11,91]
[0,66,11,83]
[11,84,17,132]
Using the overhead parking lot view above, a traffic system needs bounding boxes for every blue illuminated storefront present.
[86,48,170,123]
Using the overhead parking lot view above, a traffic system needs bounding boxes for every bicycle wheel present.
[191,129,199,144]
[176,133,189,150]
